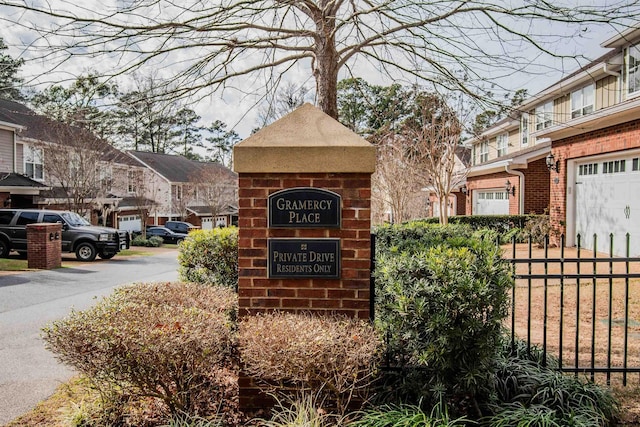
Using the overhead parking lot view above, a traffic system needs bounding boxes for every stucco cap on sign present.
[233,103,376,173]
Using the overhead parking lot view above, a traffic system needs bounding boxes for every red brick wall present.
[456,191,467,216]
[237,172,372,319]
[237,172,372,411]
[523,158,550,215]
[465,160,550,216]
[26,223,62,269]
[550,119,640,236]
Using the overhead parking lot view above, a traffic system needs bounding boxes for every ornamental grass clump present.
[488,338,619,427]
[42,282,238,420]
[239,312,383,416]
[178,227,238,289]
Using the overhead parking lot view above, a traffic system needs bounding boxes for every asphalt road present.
[0,249,180,425]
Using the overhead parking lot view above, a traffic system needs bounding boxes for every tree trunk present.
[439,193,449,225]
[315,60,339,119]
[313,5,339,119]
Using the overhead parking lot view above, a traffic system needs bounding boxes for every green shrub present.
[411,215,541,234]
[131,234,164,247]
[239,312,383,415]
[178,227,238,289]
[374,222,477,256]
[374,222,512,410]
[42,282,239,420]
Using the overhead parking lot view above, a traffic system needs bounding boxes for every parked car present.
[164,221,198,234]
[0,209,130,261]
[146,226,189,244]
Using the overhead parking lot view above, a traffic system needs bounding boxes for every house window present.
[603,159,626,174]
[578,163,598,176]
[633,158,639,171]
[173,185,182,201]
[128,170,138,193]
[535,101,553,130]
[571,85,594,119]
[496,133,508,157]
[521,114,529,146]
[24,145,44,181]
[627,42,640,96]
[97,166,112,192]
[479,141,489,163]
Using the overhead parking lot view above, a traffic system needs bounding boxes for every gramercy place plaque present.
[269,187,341,228]
[268,238,340,279]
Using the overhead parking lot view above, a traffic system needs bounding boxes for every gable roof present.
[0,98,139,166]
[0,172,48,188]
[0,98,50,140]
[128,151,237,183]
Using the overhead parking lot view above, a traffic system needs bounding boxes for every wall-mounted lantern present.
[505,179,516,197]
[546,152,560,173]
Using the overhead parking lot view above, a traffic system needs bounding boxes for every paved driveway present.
[0,248,180,425]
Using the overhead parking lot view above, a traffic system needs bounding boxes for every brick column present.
[233,103,376,411]
[27,223,62,269]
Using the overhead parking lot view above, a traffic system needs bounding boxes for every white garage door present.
[118,215,142,232]
[575,155,640,256]
[201,217,213,230]
[474,190,509,215]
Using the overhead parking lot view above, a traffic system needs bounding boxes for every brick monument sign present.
[233,103,376,409]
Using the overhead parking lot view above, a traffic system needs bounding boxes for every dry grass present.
[5,376,88,427]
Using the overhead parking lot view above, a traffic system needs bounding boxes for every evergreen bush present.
[178,227,238,289]
[374,221,513,411]
[131,234,164,247]
[413,214,543,235]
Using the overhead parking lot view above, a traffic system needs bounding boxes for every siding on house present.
[555,94,570,125]
[14,143,23,175]
[597,75,618,109]
[0,129,13,173]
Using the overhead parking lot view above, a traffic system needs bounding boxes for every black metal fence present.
[505,233,640,385]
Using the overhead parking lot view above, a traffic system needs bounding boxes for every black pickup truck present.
[0,209,129,261]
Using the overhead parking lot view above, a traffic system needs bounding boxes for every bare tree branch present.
[1,0,639,118]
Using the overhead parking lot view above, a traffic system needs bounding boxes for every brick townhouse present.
[465,26,640,256]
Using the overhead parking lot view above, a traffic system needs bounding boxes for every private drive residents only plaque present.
[268,238,340,279]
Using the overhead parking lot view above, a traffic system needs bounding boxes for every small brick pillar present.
[27,223,62,269]
[233,103,376,410]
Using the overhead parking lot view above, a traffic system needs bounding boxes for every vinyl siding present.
[15,143,23,174]
[555,94,570,125]
[596,75,618,109]
[0,130,13,173]
[507,129,518,156]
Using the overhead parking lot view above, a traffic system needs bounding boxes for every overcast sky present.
[0,2,630,140]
